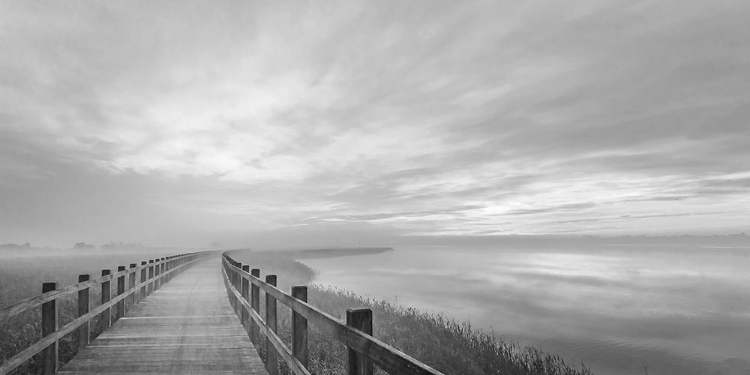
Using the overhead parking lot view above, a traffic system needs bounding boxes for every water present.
[300,245,750,375]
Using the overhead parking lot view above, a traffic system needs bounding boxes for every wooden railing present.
[221,252,445,375]
[0,250,213,375]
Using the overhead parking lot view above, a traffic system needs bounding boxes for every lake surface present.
[300,245,750,375]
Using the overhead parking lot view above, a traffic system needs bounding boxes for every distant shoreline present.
[261,246,395,260]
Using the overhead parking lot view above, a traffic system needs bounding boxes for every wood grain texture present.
[347,308,373,375]
[59,256,267,375]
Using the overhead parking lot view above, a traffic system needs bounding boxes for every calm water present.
[300,246,750,375]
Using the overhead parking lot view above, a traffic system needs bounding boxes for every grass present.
[231,250,593,375]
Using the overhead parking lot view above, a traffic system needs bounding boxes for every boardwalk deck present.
[59,256,267,374]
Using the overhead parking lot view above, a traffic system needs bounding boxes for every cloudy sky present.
[1,1,748,248]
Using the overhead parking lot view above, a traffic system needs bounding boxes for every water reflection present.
[301,246,750,375]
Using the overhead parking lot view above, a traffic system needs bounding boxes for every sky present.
[0,1,749,248]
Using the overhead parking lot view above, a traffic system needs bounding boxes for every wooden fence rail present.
[221,252,445,375]
[0,251,213,375]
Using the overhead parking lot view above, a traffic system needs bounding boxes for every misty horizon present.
[3,232,750,252]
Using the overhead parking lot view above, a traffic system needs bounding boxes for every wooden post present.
[231,261,237,303]
[117,266,125,319]
[165,257,170,283]
[347,308,373,375]
[128,263,136,306]
[251,268,260,345]
[160,257,165,286]
[164,257,169,283]
[228,262,235,310]
[241,265,249,330]
[148,260,154,295]
[140,261,147,299]
[77,274,90,351]
[101,270,111,331]
[291,285,308,368]
[265,275,279,375]
[235,262,242,316]
[154,259,160,291]
[42,282,57,375]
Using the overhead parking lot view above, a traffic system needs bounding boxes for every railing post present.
[148,260,154,295]
[228,262,235,310]
[265,275,279,375]
[140,261,147,299]
[160,257,165,286]
[154,259,161,291]
[77,274,90,351]
[251,268,261,345]
[291,285,308,368]
[347,308,374,375]
[165,257,171,283]
[235,262,242,315]
[231,261,237,306]
[101,270,111,331]
[116,266,125,319]
[241,265,249,330]
[129,263,136,306]
[42,282,57,375]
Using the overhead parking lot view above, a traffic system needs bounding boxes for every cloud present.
[0,0,749,246]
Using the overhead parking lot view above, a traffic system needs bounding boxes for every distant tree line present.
[0,242,31,249]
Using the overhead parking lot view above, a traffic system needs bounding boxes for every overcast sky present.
[1,1,748,248]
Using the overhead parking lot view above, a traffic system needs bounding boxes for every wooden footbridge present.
[1,251,444,375]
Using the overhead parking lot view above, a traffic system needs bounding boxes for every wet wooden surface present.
[59,256,267,374]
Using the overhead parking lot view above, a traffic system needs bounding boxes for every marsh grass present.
[233,250,593,375]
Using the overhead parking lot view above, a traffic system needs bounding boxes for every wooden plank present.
[60,256,267,374]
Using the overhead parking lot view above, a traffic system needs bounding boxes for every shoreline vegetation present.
[231,248,593,375]
[272,246,395,259]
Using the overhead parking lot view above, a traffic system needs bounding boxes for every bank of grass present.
[232,250,593,375]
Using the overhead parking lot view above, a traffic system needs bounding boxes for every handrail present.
[221,252,445,375]
[0,250,214,375]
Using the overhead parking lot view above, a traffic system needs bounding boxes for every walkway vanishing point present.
[0,251,445,375]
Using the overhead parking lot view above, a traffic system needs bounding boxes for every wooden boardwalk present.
[59,256,267,374]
